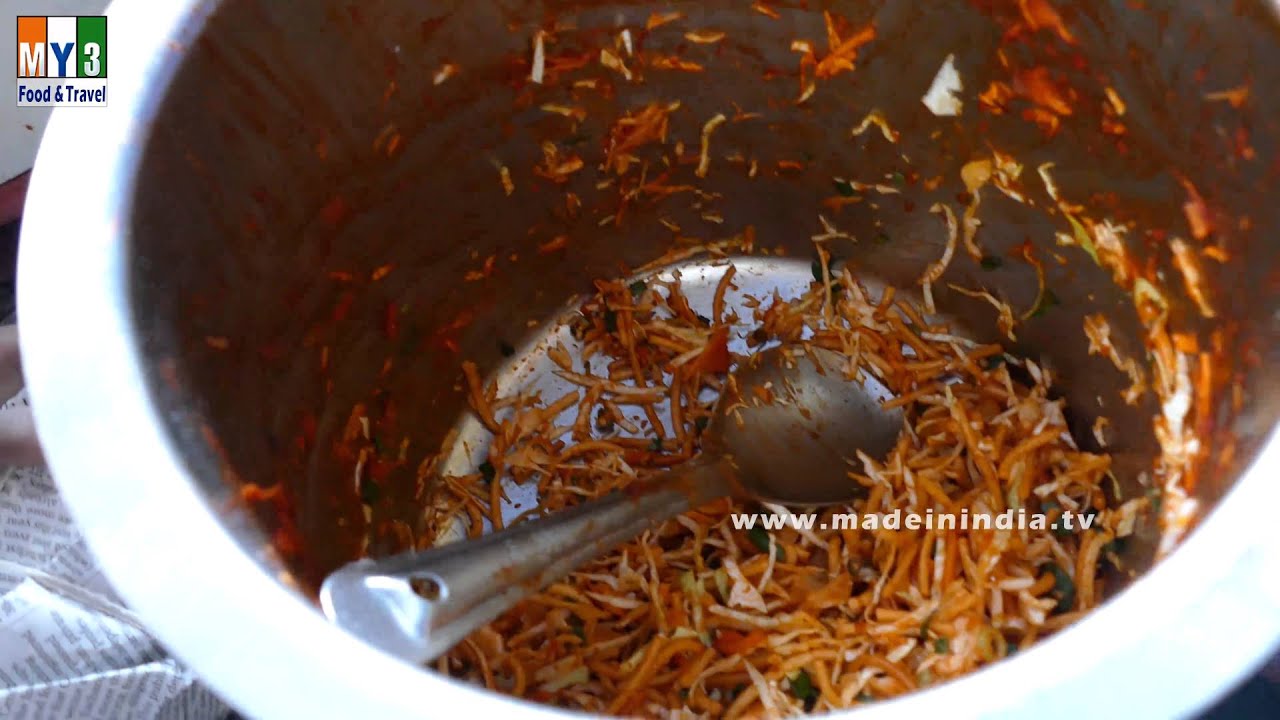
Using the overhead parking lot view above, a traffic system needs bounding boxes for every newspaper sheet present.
[0,390,229,719]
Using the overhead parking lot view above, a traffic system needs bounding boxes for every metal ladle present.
[320,345,903,663]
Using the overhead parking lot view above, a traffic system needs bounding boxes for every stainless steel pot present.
[17,0,1280,717]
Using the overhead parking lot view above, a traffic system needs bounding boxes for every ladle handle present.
[319,456,732,664]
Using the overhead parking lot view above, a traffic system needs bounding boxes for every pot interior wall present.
[126,0,1280,595]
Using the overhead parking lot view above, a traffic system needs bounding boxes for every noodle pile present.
[421,259,1145,717]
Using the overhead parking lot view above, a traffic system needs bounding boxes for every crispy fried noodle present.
[419,269,1132,718]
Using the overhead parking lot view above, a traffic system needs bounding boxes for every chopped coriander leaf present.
[1030,288,1061,317]
[1046,563,1076,613]
[811,254,841,284]
[603,308,618,333]
[1052,517,1074,537]
[934,637,950,654]
[1147,486,1163,517]
[1067,214,1100,264]
[629,279,647,298]
[983,355,1006,371]
[568,614,586,641]
[856,692,874,702]
[1043,500,1071,537]
[890,170,906,185]
[359,477,380,504]
[833,179,856,197]
[694,417,710,433]
[649,437,664,452]
[789,669,817,702]
[478,461,496,483]
[874,231,891,244]
[918,612,936,640]
[980,255,1003,270]
[498,340,516,357]
[370,436,383,454]
[746,526,785,559]
[1102,537,1128,569]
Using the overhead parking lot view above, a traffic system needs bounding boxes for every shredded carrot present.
[685,30,726,45]
[412,263,1132,716]
[605,101,682,175]
[712,266,738,325]
[646,11,683,30]
[1018,241,1048,320]
[1018,0,1075,43]
[648,55,705,73]
[814,16,876,79]
[1179,177,1214,240]
[690,326,732,374]
[714,629,767,655]
[696,113,728,179]
[752,3,781,20]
